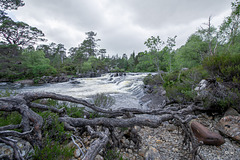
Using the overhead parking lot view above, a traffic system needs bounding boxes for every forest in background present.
[0,0,239,83]
[0,1,240,160]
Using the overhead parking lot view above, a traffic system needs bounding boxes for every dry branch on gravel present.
[0,92,210,160]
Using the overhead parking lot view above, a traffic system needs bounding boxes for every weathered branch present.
[13,92,206,117]
[0,128,33,137]
[71,135,85,157]
[59,114,173,128]
[0,92,212,160]
[0,137,24,160]
[29,102,66,114]
[0,124,21,131]
[0,96,43,148]
[82,126,110,160]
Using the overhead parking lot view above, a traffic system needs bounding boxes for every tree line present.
[0,0,240,82]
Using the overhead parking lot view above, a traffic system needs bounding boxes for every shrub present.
[32,137,74,160]
[93,93,115,108]
[103,147,125,160]
[0,90,17,97]
[39,111,70,142]
[163,66,208,103]
[32,111,74,160]
[143,74,164,85]
[203,53,240,82]
[0,111,22,127]
[65,105,85,118]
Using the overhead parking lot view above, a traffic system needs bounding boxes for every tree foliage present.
[0,0,24,10]
[22,50,56,78]
[0,18,46,47]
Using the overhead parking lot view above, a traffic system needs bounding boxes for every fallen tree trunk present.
[0,92,218,160]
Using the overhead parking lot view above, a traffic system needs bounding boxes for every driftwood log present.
[190,120,225,146]
[0,92,222,160]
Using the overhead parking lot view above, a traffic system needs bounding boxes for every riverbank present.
[0,73,239,160]
[118,113,240,160]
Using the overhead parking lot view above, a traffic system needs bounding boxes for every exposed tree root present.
[0,92,212,159]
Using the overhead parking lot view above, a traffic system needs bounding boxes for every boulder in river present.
[14,80,34,86]
[70,80,81,84]
[35,75,70,84]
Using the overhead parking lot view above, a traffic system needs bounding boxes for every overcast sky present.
[8,0,231,56]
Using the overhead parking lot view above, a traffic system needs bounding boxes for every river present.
[0,73,150,110]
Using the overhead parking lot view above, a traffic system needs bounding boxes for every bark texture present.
[0,92,214,159]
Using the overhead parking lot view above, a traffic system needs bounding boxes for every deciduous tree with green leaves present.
[22,50,56,78]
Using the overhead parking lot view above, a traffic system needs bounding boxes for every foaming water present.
[2,73,149,109]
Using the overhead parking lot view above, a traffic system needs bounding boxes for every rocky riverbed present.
[68,111,240,160]
[2,112,239,160]
[120,113,240,160]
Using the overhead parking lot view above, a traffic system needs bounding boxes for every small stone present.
[74,149,81,158]
[173,148,178,152]
[128,149,132,153]
[17,143,23,148]
[156,140,162,144]
[167,124,177,132]
[125,139,130,144]
[21,150,26,157]
[144,146,162,160]
[134,126,141,132]
[138,146,148,157]
[95,155,104,160]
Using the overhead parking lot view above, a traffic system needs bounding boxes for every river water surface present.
[0,73,149,110]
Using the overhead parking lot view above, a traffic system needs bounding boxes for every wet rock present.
[144,146,162,160]
[217,116,240,143]
[14,79,34,86]
[0,78,9,82]
[190,120,225,146]
[0,82,7,86]
[35,75,70,84]
[141,86,168,109]
[144,85,153,94]
[108,77,113,81]
[70,80,81,84]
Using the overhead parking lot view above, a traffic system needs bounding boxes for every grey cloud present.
[114,0,230,29]
[9,0,232,55]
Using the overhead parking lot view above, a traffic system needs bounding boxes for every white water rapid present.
[1,73,150,109]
